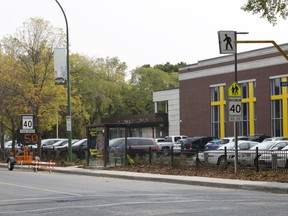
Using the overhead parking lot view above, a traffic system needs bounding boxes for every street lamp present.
[55,0,72,162]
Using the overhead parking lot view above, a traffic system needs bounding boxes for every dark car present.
[178,136,215,151]
[71,139,87,160]
[109,137,160,156]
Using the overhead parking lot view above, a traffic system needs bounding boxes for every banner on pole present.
[54,48,67,85]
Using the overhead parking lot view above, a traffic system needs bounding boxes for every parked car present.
[156,135,187,154]
[259,145,288,168]
[204,139,221,151]
[261,137,288,142]
[199,140,259,165]
[238,140,288,166]
[175,136,216,152]
[154,138,165,142]
[249,140,288,151]
[71,139,87,160]
[42,139,79,158]
[53,139,80,156]
[247,134,271,142]
[4,140,23,153]
[42,139,68,150]
[109,137,160,156]
[218,139,258,151]
[41,138,66,148]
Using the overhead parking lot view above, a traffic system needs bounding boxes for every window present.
[271,78,282,95]
[238,81,256,136]
[270,77,288,137]
[271,97,282,136]
[210,85,226,138]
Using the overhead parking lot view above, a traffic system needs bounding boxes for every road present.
[0,167,288,216]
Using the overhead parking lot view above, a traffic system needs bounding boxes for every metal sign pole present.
[234,31,238,175]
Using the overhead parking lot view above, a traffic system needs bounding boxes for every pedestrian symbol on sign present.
[224,34,233,50]
[218,31,235,54]
[228,82,241,97]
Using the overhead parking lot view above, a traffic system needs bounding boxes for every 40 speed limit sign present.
[229,97,242,122]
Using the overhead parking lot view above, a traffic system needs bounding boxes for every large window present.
[270,77,288,137]
[238,81,256,136]
[210,85,226,138]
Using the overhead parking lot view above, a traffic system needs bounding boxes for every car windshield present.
[250,141,276,150]
[281,145,288,151]
[219,139,230,144]
[109,138,123,147]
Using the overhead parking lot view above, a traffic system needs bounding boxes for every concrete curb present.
[52,166,288,194]
[2,163,288,194]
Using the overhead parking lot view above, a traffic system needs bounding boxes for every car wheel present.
[7,159,14,171]
[217,156,227,166]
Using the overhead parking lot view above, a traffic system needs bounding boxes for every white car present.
[198,140,259,165]
[261,137,288,142]
[258,145,288,168]
[238,140,288,166]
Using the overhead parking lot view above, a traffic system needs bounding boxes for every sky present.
[1,0,288,73]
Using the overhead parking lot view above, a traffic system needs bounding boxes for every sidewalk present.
[1,163,288,194]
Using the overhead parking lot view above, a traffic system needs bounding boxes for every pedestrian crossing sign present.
[228,82,241,97]
[218,31,235,54]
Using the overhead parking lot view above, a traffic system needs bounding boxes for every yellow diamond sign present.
[228,82,241,97]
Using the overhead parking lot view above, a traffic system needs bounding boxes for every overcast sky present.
[1,0,288,72]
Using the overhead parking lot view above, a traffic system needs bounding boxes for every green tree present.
[128,67,178,114]
[0,52,18,156]
[0,17,67,153]
[242,0,288,25]
[141,62,187,73]
[71,55,128,125]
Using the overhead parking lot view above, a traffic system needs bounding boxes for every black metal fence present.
[37,145,288,173]
[108,147,288,172]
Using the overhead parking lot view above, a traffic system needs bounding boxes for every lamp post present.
[55,0,72,162]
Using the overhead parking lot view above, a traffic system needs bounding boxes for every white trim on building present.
[153,89,180,136]
[179,43,288,81]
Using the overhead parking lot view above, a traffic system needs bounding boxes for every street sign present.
[229,97,242,122]
[22,115,34,130]
[228,82,241,97]
[20,129,35,133]
[17,132,39,145]
[66,116,72,132]
[218,31,235,54]
[280,81,288,87]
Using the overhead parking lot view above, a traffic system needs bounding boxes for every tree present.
[0,17,67,153]
[141,62,187,73]
[71,55,128,125]
[128,67,178,114]
[242,0,288,25]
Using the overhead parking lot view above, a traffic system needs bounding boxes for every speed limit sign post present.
[229,97,242,121]
[18,114,39,145]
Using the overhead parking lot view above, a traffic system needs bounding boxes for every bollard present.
[149,147,152,164]
[171,147,174,167]
[271,153,278,170]
[196,146,199,166]
[256,147,259,172]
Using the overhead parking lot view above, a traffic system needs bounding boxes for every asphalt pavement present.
[1,162,288,194]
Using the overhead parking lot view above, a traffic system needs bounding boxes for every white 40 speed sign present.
[229,98,242,121]
[22,115,34,129]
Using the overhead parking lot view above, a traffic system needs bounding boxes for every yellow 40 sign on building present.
[228,82,242,122]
